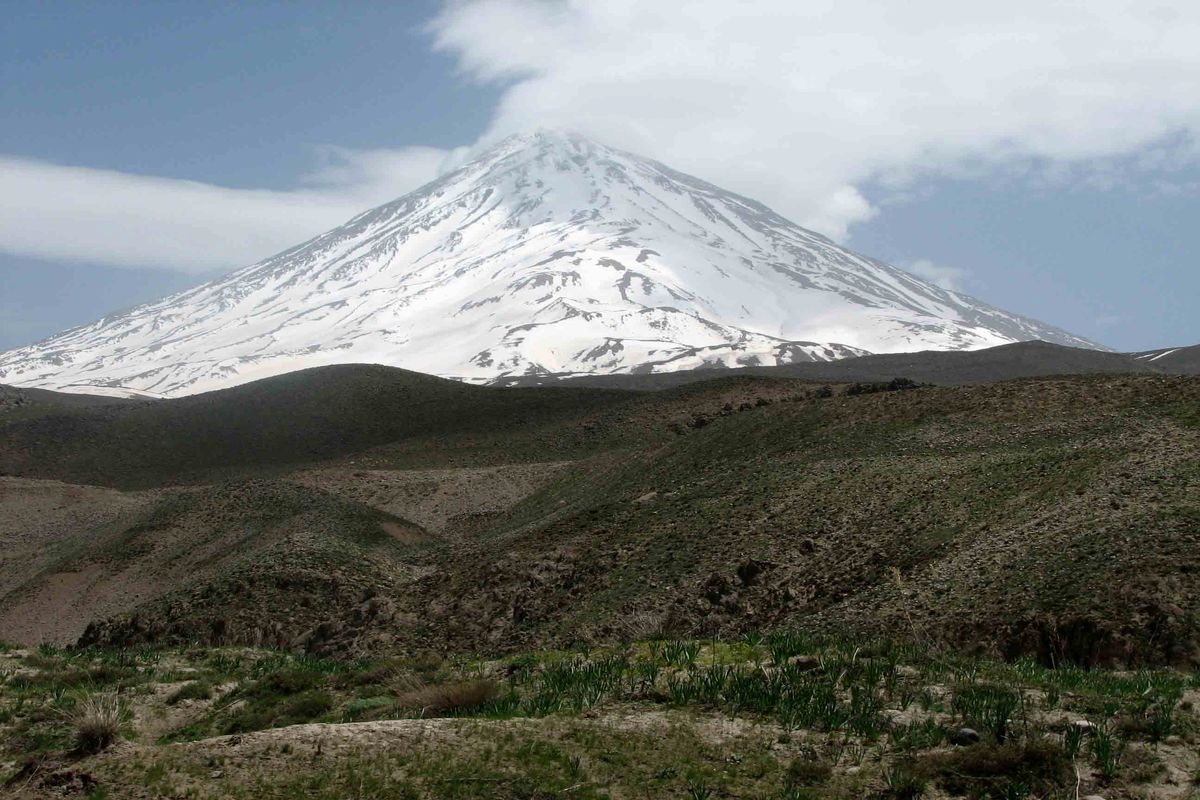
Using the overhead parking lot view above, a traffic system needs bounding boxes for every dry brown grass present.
[393,679,498,717]
[620,611,666,642]
[70,692,124,752]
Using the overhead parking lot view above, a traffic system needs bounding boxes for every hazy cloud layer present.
[0,147,453,273]
[2,0,1199,273]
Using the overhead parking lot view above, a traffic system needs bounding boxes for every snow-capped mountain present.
[0,131,1098,397]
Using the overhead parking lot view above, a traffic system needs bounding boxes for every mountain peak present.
[487,127,608,154]
[0,133,1098,397]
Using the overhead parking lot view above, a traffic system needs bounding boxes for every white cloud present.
[430,0,1200,238]
[0,147,452,273]
[3,1,1200,273]
[300,145,466,199]
[903,259,969,292]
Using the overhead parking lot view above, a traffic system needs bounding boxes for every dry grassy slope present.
[0,480,431,648]
[393,375,1200,667]
[60,377,829,655]
[0,363,827,487]
[7,367,1199,667]
[0,478,163,647]
[0,478,154,601]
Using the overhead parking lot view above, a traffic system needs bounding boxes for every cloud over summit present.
[2,0,1199,273]
[431,0,1200,238]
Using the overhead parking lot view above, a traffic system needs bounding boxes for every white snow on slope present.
[0,131,1099,397]
[1137,348,1180,362]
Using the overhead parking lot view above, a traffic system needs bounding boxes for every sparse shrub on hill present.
[844,377,923,396]
[222,689,334,734]
[785,756,832,787]
[912,738,1072,798]
[166,680,212,705]
[394,679,499,717]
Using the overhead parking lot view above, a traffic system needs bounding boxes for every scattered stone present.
[787,655,820,670]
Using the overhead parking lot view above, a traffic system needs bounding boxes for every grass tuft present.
[70,693,124,753]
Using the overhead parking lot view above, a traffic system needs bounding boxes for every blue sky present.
[2,1,1198,352]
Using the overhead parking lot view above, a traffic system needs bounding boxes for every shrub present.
[847,382,885,396]
[222,689,335,734]
[258,667,324,696]
[281,690,335,721]
[881,764,926,799]
[845,378,923,396]
[786,757,832,787]
[71,693,124,753]
[915,739,1070,799]
[394,679,498,717]
[10,665,135,691]
[343,696,394,721]
[166,680,212,705]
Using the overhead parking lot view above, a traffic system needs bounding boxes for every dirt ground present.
[0,479,163,645]
[289,461,571,534]
[0,461,571,648]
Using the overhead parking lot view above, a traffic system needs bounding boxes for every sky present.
[2,0,1198,352]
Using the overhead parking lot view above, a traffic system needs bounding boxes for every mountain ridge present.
[500,339,1192,389]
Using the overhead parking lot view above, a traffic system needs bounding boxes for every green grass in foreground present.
[1,636,1197,799]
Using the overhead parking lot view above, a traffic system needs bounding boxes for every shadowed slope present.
[0,364,638,488]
